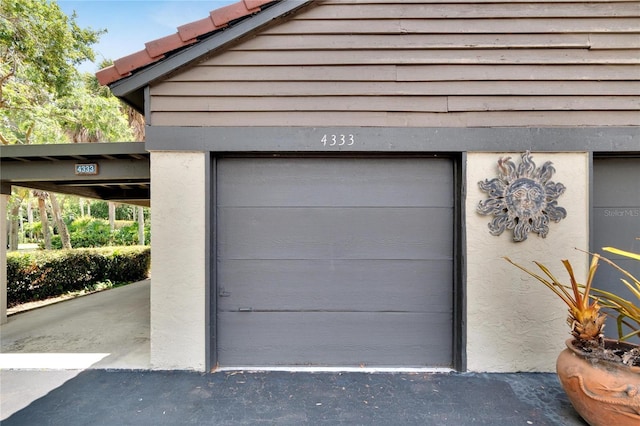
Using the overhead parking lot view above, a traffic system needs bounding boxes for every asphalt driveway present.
[1,369,586,425]
[0,280,586,425]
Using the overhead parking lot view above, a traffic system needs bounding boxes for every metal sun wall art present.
[477,151,567,242]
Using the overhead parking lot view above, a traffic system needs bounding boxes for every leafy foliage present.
[6,246,151,306]
[104,247,151,283]
[0,0,101,97]
[112,221,151,246]
[57,74,134,142]
[66,217,111,247]
[49,217,149,248]
[87,201,142,221]
[0,0,134,144]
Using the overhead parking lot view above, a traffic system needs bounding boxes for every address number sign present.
[321,134,355,147]
[75,163,99,175]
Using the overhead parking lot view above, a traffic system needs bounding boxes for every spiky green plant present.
[590,246,640,341]
[504,255,606,347]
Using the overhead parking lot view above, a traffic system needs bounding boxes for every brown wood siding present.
[150,0,640,127]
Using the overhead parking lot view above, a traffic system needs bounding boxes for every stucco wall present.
[147,149,590,372]
[150,152,207,370]
[466,152,589,372]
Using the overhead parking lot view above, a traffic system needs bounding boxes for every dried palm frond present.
[504,255,605,346]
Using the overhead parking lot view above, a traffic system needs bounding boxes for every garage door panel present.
[593,208,640,248]
[218,207,453,260]
[218,259,453,313]
[593,159,640,207]
[593,158,640,342]
[216,156,455,367]
[218,312,453,367]
[217,157,453,207]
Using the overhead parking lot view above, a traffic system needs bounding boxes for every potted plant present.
[504,246,640,426]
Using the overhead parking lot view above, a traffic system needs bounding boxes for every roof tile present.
[145,33,194,58]
[114,49,162,75]
[97,0,278,86]
[95,65,127,86]
[210,2,259,27]
[177,17,222,42]
[244,0,274,11]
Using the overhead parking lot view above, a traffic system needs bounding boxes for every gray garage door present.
[593,157,640,342]
[216,157,454,367]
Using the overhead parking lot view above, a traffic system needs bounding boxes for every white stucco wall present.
[466,152,589,372]
[150,152,207,370]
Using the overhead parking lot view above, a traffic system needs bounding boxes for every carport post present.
[1,188,8,324]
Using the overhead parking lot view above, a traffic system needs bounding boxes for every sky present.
[58,1,236,73]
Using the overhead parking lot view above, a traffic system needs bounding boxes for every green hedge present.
[49,218,150,249]
[7,246,151,307]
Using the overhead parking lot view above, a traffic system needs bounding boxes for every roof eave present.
[0,141,148,159]
[108,0,315,114]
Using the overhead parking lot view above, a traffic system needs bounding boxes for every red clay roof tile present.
[97,0,277,86]
[113,49,160,75]
[145,33,194,58]
[244,0,275,9]
[211,2,259,27]
[177,17,223,42]
[95,65,128,86]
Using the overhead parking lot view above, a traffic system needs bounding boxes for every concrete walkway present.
[1,279,150,370]
[0,280,587,425]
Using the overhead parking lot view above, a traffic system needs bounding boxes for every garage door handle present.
[238,307,253,312]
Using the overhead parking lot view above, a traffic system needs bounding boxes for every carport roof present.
[0,142,150,207]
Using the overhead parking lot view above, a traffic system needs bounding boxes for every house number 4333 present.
[75,163,99,175]
[321,134,355,147]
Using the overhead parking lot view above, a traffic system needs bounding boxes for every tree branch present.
[24,123,34,144]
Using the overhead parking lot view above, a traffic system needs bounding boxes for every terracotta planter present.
[556,339,640,426]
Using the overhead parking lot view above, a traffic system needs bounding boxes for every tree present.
[108,202,116,231]
[137,206,145,245]
[90,60,144,142]
[0,0,105,144]
[49,193,71,249]
[2,0,140,250]
[1,0,135,145]
[0,0,100,98]
[33,190,52,250]
[7,190,25,250]
[59,73,135,143]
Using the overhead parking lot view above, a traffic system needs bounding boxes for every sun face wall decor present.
[477,151,568,242]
